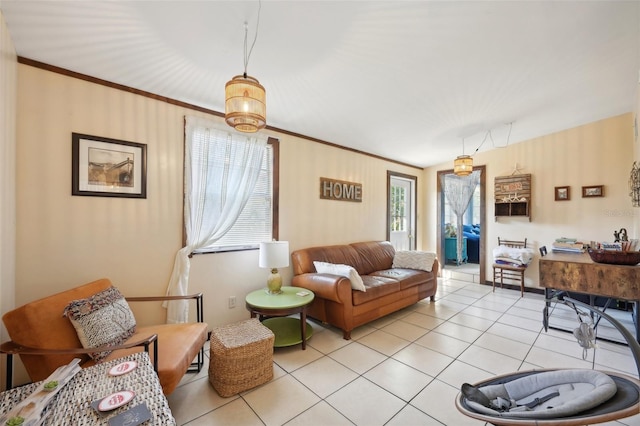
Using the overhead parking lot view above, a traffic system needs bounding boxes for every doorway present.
[436,165,486,283]
[387,171,417,251]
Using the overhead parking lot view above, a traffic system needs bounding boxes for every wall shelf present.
[494,174,531,221]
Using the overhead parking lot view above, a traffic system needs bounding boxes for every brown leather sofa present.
[291,241,439,339]
[1,278,208,395]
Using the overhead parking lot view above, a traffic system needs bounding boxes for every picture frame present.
[554,186,570,201]
[582,185,603,198]
[72,133,147,198]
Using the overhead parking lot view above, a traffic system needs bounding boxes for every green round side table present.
[245,286,315,349]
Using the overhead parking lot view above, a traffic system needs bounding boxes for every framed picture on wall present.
[582,185,604,198]
[555,186,570,201]
[72,133,147,198]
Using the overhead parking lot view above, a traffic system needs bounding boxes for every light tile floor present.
[167,276,640,425]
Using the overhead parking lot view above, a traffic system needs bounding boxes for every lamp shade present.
[454,155,473,176]
[259,241,289,269]
[225,74,266,133]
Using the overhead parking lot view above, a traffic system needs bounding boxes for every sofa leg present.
[430,295,435,301]
[342,330,351,340]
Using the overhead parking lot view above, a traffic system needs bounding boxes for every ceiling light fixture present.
[454,139,473,176]
[225,2,266,133]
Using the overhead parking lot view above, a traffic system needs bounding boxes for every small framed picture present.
[72,133,147,198]
[555,186,570,201]
[582,185,603,198]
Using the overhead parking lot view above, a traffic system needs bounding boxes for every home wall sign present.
[319,177,362,202]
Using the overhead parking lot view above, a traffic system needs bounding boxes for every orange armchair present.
[1,278,208,395]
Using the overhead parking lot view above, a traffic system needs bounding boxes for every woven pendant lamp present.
[454,155,473,176]
[225,73,266,133]
[224,2,266,133]
[454,137,473,176]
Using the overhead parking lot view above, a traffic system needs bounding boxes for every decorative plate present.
[108,361,137,377]
[98,390,135,412]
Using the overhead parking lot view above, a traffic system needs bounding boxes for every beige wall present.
[5,37,639,386]
[0,9,17,389]
[423,113,636,288]
[14,64,423,333]
[13,63,639,313]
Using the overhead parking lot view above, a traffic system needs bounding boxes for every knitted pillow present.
[63,286,136,361]
[392,251,436,272]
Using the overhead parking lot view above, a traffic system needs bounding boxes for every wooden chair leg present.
[492,267,496,292]
[520,271,524,297]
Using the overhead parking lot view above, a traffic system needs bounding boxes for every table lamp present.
[259,241,290,294]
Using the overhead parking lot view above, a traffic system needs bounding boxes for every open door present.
[436,165,486,283]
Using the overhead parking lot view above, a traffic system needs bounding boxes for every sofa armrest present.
[126,293,204,323]
[0,334,158,390]
[291,274,353,304]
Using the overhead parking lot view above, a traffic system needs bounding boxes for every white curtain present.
[442,171,480,264]
[165,116,267,323]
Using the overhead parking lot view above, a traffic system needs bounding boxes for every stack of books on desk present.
[552,238,585,253]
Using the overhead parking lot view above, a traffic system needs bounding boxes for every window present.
[186,118,279,254]
[204,140,278,252]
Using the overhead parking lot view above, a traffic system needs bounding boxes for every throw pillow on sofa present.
[313,261,366,292]
[392,250,436,272]
[63,286,136,361]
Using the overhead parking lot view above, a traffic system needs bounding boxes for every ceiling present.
[1,1,639,168]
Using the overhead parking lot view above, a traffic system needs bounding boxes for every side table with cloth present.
[0,352,175,425]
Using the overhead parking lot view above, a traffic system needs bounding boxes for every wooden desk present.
[539,252,640,340]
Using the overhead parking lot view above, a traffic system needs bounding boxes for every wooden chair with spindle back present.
[492,237,528,297]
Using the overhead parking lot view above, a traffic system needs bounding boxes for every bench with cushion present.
[1,278,208,395]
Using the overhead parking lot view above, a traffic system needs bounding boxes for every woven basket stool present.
[209,318,275,397]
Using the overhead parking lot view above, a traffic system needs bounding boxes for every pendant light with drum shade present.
[225,2,266,133]
[454,139,473,176]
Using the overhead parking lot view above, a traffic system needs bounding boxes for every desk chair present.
[492,238,528,297]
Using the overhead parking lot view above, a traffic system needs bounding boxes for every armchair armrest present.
[126,293,204,323]
[0,334,158,390]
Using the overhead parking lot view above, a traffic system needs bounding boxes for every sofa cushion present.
[350,241,395,275]
[392,250,436,272]
[63,286,136,361]
[352,276,401,305]
[370,268,432,290]
[314,261,366,292]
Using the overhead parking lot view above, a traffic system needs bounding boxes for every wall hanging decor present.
[582,185,603,198]
[72,133,147,198]
[494,174,531,221]
[630,161,640,207]
[555,186,570,201]
[319,177,362,202]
